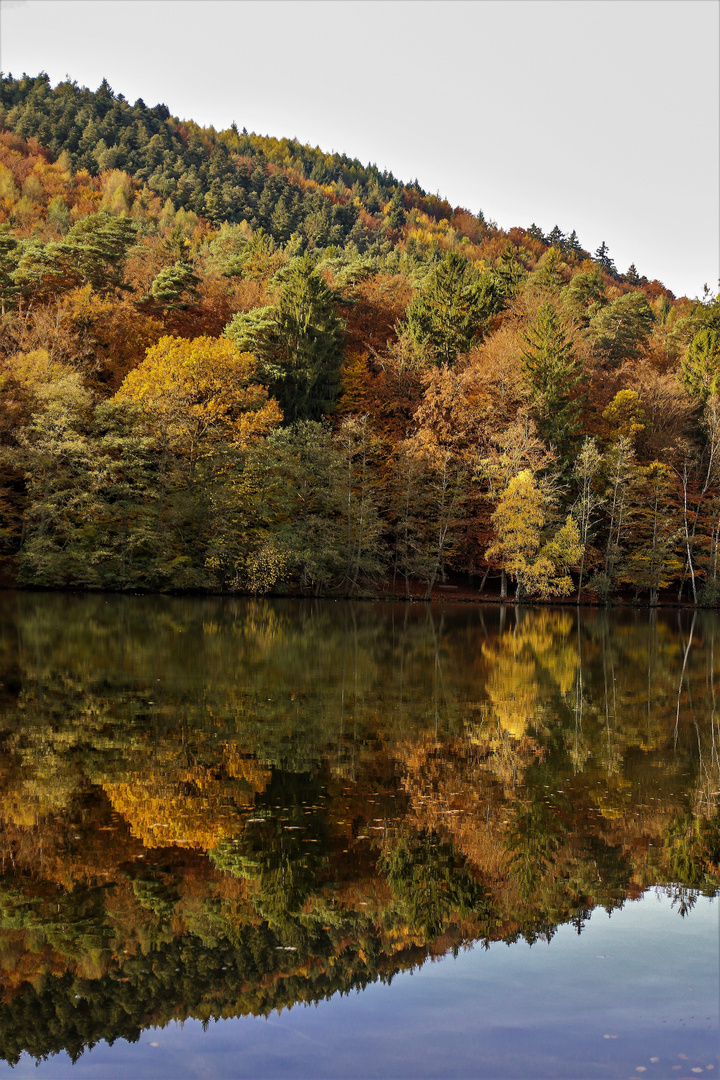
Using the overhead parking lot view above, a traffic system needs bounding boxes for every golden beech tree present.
[115,335,282,464]
[486,469,583,600]
[486,470,545,597]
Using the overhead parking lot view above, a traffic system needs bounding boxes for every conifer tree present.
[520,302,585,460]
[589,291,654,365]
[681,328,720,403]
[149,261,200,309]
[406,251,500,365]
[225,257,344,423]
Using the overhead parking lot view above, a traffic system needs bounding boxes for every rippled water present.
[0,593,717,1078]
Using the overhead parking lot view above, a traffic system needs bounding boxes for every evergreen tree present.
[386,189,406,231]
[594,240,617,276]
[406,251,499,365]
[225,258,344,423]
[561,267,607,327]
[494,243,527,295]
[547,225,565,248]
[63,213,137,292]
[520,301,586,459]
[270,257,344,422]
[149,260,200,309]
[0,228,21,313]
[680,328,720,403]
[589,291,655,366]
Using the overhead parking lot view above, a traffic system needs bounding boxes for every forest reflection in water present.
[0,592,717,1071]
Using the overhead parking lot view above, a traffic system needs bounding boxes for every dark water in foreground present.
[0,593,717,1078]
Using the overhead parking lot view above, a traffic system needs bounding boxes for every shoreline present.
[0,581,710,610]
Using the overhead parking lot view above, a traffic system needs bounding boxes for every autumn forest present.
[1,73,719,605]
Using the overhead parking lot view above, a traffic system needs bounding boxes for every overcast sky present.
[1,0,718,299]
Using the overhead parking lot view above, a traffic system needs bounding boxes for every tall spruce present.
[520,302,586,461]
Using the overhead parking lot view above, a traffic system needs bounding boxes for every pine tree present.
[589,291,655,366]
[63,213,137,292]
[149,261,200,309]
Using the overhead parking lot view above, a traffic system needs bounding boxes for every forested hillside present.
[0,73,718,603]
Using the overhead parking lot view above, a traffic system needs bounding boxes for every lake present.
[0,593,717,1079]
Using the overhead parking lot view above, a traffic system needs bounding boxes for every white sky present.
[0,0,718,299]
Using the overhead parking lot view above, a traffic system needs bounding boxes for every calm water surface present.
[0,593,717,1078]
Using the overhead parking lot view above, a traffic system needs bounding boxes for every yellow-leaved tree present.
[115,336,283,591]
[116,335,282,466]
[485,469,583,600]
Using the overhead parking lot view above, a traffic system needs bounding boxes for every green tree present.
[561,267,607,327]
[148,260,199,309]
[0,228,21,314]
[405,251,501,365]
[520,301,586,459]
[379,830,485,939]
[63,212,137,292]
[266,421,347,594]
[680,328,720,403]
[385,189,406,231]
[226,257,344,423]
[589,291,655,365]
[529,247,566,293]
[10,378,158,589]
[594,240,616,275]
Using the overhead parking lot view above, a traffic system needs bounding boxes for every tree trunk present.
[576,549,585,606]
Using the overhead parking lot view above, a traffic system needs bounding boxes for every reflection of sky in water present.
[13,892,718,1080]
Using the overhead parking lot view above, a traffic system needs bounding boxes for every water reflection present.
[0,593,717,1067]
